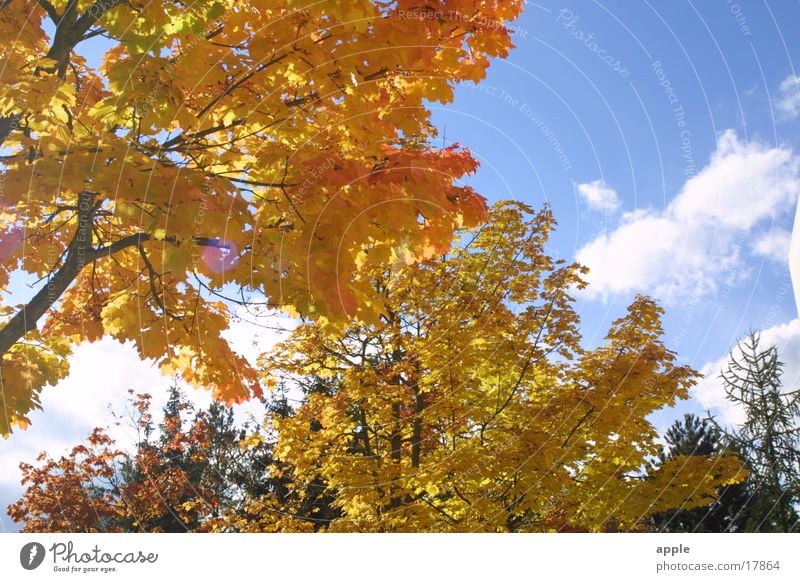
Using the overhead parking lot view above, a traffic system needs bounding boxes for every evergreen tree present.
[115,385,225,531]
[712,331,800,532]
[650,414,750,532]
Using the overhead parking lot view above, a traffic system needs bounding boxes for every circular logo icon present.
[20,542,46,570]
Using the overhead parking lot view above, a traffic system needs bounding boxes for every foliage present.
[649,414,750,532]
[0,0,524,435]
[8,202,746,533]
[7,386,275,532]
[711,332,800,532]
[218,202,745,533]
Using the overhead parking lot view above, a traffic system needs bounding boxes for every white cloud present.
[775,74,800,120]
[0,338,175,531]
[693,319,800,426]
[754,227,791,262]
[0,339,175,488]
[222,307,300,421]
[575,179,620,212]
[576,130,800,302]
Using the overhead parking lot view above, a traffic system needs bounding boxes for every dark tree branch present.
[90,232,229,259]
[196,52,290,118]
[417,493,459,524]
[159,119,246,150]
[137,245,182,320]
[562,406,596,448]
[137,245,167,314]
[277,156,305,224]
[227,176,299,189]
[0,192,96,355]
[0,0,124,150]
[0,207,238,358]
[36,0,60,23]
[90,232,151,259]
[45,0,125,78]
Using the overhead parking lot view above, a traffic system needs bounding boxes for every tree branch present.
[0,192,96,355]
[137,245,167,315]
[36,0,60,23]
[562,405,596,447]
[45,0,124,77]
[196,53,290,118]
[0,211,234,358]
[90,232,151,259]
[0,0,124,150]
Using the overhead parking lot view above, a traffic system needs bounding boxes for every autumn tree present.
[0,0,524,435]
[711,332,800,532]
[218,201,745,533]
[9,203,750,533]
[203,378,343,532]
[7,386,276,532]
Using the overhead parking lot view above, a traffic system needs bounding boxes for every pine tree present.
[712,331,800,532]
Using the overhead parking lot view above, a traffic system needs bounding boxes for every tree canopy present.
[8,202,746,532]
[0,0,524,435]
[245,202,745,532]
[7,387,277,532]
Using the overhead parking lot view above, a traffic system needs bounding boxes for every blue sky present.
[3,0,800,531]
[430,0,800,421]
